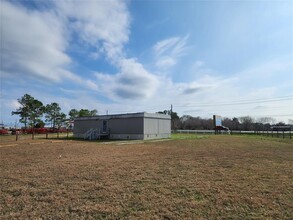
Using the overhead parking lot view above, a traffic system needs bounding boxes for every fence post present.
[16,131,18,141]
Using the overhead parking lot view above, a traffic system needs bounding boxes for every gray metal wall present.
[108,118,143,134]
[73,119,102,138]
[143,117,171,139]
[74,113,171,140]
[74,116,144,139]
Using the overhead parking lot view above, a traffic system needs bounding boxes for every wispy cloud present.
[153,37,181,57]
[153,35,189,69]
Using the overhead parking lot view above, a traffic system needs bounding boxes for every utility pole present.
[171,104,173,131]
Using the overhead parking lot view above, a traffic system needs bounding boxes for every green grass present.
[231,133,293,144]
[171,133,209,140]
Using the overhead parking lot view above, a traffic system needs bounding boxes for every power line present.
[183,104,292,113]
[175,96,293,108]
[184,109,293,117]
[118,95,293,111]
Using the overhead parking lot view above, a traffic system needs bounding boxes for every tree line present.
[158,110,292,131]
[12,94,98,129]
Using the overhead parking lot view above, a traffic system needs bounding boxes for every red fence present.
[7,128,69,135]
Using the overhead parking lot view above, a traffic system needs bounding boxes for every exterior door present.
[102,120,108,133]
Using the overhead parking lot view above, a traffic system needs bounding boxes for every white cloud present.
[1,0,129,93]
[155,57,177,69]
[1,0,156,102]
[94,59,159,100]
[9,100,21,110]
[115,59,159,99]
[55,0,130,63]
[1,1,70,82]
[153,35,189,69]
[85,80,99,91]
[153,37,181,57]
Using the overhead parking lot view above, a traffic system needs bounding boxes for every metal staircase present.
[83,128,109,140]
[84,128,99,140]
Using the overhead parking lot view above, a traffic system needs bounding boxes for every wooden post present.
[57,130,59,139]
[32,128,34,140]
[16,131,18,141]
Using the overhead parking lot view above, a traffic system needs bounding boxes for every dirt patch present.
[1,136,292,219]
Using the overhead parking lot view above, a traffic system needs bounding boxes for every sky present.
[0,0,292,127]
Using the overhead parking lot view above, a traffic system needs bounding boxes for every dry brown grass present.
[1,135,292,219]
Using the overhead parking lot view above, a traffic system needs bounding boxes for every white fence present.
[174,130,214,134]
[174,130,291,138]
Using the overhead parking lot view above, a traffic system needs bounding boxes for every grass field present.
[1,135,292,219]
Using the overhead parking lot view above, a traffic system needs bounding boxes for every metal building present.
[73,112,171,140]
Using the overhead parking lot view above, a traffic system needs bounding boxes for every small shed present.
[73,112,171,140]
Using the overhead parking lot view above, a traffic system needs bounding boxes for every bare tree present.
[257,117,276,125]
[239,116,254,131]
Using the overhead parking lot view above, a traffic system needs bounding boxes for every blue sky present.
[1,0,292,126]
